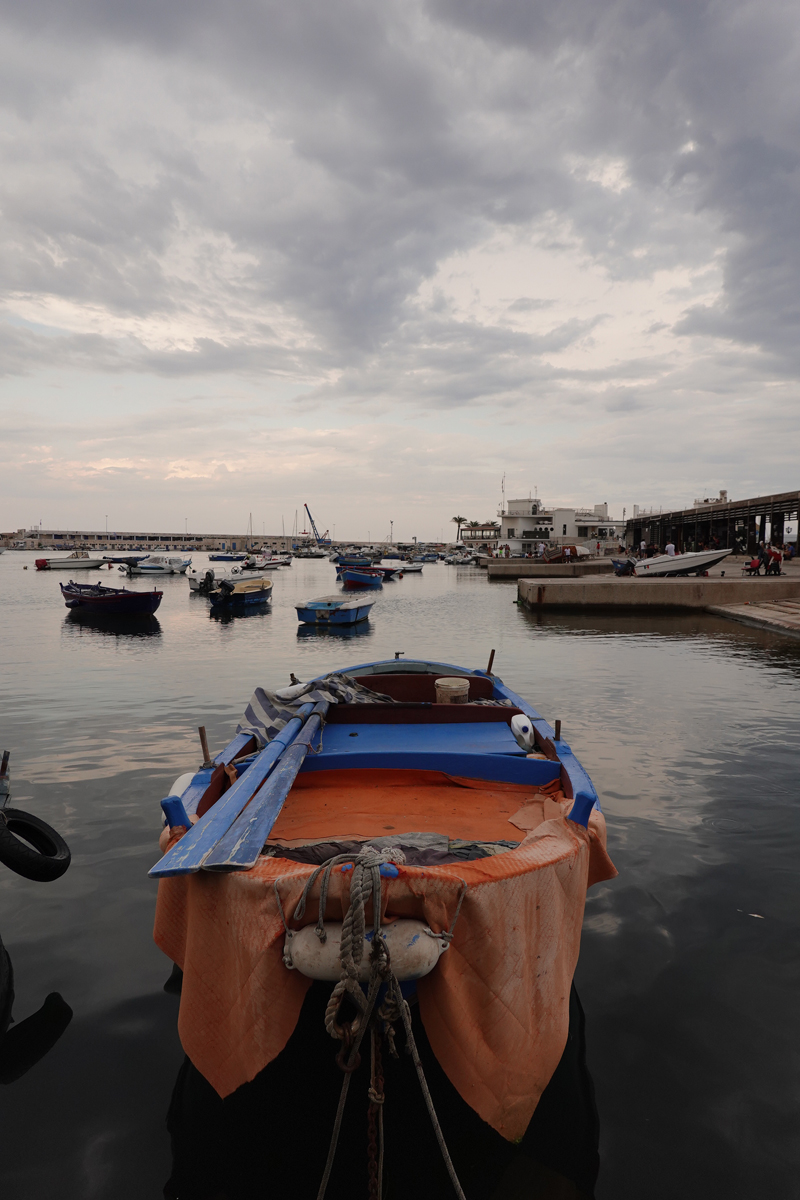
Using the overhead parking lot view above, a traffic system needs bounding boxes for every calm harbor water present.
[0,551,798,1199]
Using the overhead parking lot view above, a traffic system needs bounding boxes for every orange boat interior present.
[266,768,562,846]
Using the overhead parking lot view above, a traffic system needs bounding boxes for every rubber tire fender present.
[0,808,71,882]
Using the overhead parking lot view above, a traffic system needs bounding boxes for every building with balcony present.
[492,498,624,555]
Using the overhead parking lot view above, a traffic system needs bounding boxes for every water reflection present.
[0,933,72,1085]
[209,605,271,623]
[164,982,598,1199]
[296,621,375,640]
[62,611,162,639]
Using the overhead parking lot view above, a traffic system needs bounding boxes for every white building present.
[487,498,623,555]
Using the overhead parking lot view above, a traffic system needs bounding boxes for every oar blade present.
[149,705,314,878]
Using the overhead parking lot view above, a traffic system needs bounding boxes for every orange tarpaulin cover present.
[154,769,616,1142]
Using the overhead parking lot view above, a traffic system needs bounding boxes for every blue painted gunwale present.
[301,658,601,826]
[166,658,600,829]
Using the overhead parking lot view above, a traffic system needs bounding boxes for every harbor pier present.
[518,567,800,637]
[627,488,800,554]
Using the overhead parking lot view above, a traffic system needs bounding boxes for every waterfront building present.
[461,498,623,555]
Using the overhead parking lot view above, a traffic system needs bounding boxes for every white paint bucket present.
[435,677,470,703]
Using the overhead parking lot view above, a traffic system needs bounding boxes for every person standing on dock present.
[665,539,676,556]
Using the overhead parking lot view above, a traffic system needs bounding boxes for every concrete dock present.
[518,573,800,613]
[706,598,800,639]
[487,559,614,579]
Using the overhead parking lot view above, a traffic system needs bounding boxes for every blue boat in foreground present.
[295,595,376,625]
[150,657,615,1193]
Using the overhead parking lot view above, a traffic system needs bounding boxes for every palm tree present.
[451,515,467,542]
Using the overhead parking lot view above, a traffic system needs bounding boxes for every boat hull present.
[36,557,104,570]
[296,602,374,624]
[632,547,733,577]
[341,569,383,588]
[60,581,163,613]
[209,582,273,608]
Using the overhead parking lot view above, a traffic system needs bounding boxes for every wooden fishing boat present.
[35,551,105,570]
[208,578,273,608]
[334,555,373,568]
[188,566,272,592]
[151,659,615,1194]
[336,564,401,582]
[340,567,383,588]
[296,595,376,625]
[60,580,163,614]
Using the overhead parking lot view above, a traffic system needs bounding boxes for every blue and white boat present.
[125,554,191,575]
[149,657,615,1190]
[295,595,376,625]
[208,553,248,562]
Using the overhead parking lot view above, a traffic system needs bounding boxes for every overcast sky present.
[1,0,798,539]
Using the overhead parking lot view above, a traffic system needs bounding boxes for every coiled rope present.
[282,847,468,1200]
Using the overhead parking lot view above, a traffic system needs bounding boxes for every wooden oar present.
[202,701,329,872]
[149,702,316,878]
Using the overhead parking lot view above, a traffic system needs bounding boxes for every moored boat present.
[60,580,163,614]
[208,553,248,562]
[295,595,376,625]
[188,566,272,593]
[35,552,105,570]
[340,567,383,588]
[150,659,616,1190]
[125,554,191,575]
[337,564,401,582]
[208,578,273,608]
[626,547,733,577]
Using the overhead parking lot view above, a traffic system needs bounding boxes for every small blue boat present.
[209,553,248,562]
[296,595,376,625]
[334,555,373,567]
[336,564,401,582]
[341,568,383,588]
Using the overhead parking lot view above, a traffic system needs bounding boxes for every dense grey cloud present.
[0,0,798,531]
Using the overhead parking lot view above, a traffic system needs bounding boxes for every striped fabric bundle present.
[237,673,393,747]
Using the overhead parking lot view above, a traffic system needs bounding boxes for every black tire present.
[0,808,71,882]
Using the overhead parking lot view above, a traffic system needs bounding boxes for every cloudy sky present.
[1,0,798,540]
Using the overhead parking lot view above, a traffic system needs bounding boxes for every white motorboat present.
[124,554,191,575]
[188,566,273,592]
[35,551,105,570]
[625,547,734,577]
[241,554,292,569]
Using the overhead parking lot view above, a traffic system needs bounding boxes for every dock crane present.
[304,503,331,545]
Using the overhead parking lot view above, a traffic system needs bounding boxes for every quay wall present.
[487,560,614,579]
[518,576,800,609]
